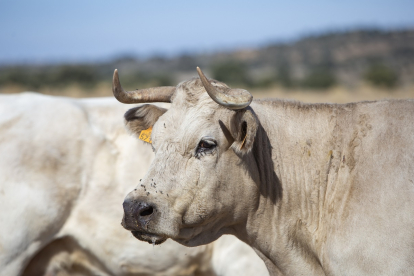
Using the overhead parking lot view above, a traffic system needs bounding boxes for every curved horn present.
[112,69,175,104]
[196,67,253,110]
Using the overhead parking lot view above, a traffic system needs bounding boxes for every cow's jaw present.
[131,230,167,245]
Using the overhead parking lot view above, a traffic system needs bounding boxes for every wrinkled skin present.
[122,79,258,247]
[121,76,414,276]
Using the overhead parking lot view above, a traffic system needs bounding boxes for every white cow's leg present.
[0,181,77,275]
[1,242,46,276]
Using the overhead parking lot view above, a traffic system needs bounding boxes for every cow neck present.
[237,100,348,275]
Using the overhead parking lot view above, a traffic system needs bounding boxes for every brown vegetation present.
[1,29,413,103]
[1,82,412,104]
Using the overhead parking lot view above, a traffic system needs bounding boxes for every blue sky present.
[0,0,413,64]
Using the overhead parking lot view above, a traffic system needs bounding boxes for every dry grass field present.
[252,85,414,103]
[1,82,413,104]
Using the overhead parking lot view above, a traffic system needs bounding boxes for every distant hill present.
[1,28,414,91]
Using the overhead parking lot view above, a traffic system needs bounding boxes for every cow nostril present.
[140,206,154,217]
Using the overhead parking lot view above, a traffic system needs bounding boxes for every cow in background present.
[0,93,268,276]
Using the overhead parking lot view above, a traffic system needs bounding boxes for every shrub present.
[211,61,252,86]
[255,76,275,88]
[276,65,294,88]
[301,67,336,89]
[152,74,174,86]
[0,65,100,89]
[50,66,99,87]
[364,64,398,88]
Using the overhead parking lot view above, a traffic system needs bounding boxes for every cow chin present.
[131,231,167,245]
[172,224,223,247]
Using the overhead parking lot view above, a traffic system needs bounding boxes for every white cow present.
[115,68,414,276]
[0,93,268,276]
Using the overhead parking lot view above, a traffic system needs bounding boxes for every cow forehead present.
[172,78,230,107]
[151,79,231,149]
[152,106,219,153]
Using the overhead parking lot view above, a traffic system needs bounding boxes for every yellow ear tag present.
[139,126,152,144]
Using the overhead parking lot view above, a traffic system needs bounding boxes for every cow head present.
[116,68,262,246]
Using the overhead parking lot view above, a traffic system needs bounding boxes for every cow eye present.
[195,138,217,158]
[199,141,214,149]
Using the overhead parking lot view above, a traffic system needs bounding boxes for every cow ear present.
[124,104,167,136]
[230,109,258,155]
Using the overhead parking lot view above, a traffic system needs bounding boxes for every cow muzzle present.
[121,197,167,245]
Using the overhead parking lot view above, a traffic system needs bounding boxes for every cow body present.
[245,99,414,275]
[118,74,414,275]
[0,93,268,276]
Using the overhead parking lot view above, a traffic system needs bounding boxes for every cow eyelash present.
[195,139,217,158]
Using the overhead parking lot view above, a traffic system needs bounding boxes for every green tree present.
[364,64,398,88]
[152,74,174,86]
[51,66,99,87]
[301,67,336,89]
[211,61,252,86]
[277,64,294,88]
